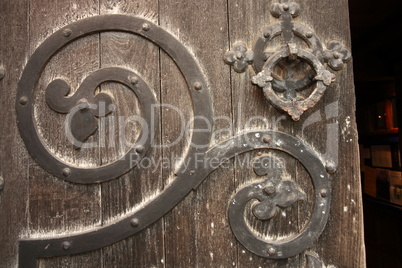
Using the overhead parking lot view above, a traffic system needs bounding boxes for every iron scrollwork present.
[224,0,351,121]
[17,3,338,266]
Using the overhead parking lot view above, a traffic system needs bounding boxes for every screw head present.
[193,82,203,91]
[61,241,71,250]
[262,135,271,144]
[325,162,337,174]
[0,68,5,80]
[267,247,276,256]
[142,23,151,31]
[19,96,28,105]
[63,28,72,37]
[306,32,313,38]
[62,168,71,177]
[131,218,139,227]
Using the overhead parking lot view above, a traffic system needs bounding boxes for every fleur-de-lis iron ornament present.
[224,0,351,120]
[251,155,306,221]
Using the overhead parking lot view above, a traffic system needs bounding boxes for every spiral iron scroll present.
[17,8,338,268]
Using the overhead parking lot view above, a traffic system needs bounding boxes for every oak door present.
[0,0,365,267]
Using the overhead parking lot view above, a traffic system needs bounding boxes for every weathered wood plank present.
[299,0,366,267]
[228,0,365,267]
[27,0,102,266]
[160,0,237,267]
[0,0,30,267]
[228,0,303,266]
[99,1,165,267]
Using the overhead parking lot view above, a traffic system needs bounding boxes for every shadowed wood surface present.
[0,0,364,267]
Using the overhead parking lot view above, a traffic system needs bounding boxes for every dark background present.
[349,0,402,267]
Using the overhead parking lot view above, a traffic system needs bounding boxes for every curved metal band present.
[262,46,327,121]
[16,14,213,183]
[19,130,330,267]
[253,21,324,73]
[228,132,331,259]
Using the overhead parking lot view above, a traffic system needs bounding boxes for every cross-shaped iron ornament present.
[224,0,351,121]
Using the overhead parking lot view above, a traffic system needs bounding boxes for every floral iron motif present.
[224,0,351,120]
[251,155,306,220]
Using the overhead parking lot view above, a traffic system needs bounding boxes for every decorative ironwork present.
[224,0,351,121]
[16,14,212,184]
[251,155,306,220]
[228,132,331,259]
[17,8,337,267]
[18,130,332,266]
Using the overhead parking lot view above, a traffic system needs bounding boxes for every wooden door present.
[0,0,365,267]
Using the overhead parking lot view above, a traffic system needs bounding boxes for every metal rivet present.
[235,51,243,60]
[264,32,271,39]
[333,52,340,59]
[257,152,263,156]
[0,177,4,191]
[262,135,271,144]
[61,241,70,250]
[282,4,289,11]
[135,145,144,154]
[325,162,337,174]
[190,170,195,175]
[0,68,5,80]
[62,168,71,177]
[306,32,313,38]
[131,218,139,227]
[194,82,203,91]
[142,23,151,31]
[77,98,89,111]
[63,28,72,37]
[267,247,276,255]
[129,76,139,86]
[19,96,28,105]
[320,189,328,198]
[264,183,276,195]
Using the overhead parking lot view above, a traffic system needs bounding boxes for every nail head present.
[63,28,72,37]
[142,23,151,31]
[62,168,71,177]
[194,82,203,91]
[131,218,139,227]
[61,241,71,250]
[19,96,28,105]
[325,162,337,174]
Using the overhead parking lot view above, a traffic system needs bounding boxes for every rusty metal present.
[18,130,331,267]
[250,155,307,221]
[18,14,214,267]
[223,0,351,120]
[17,8,336,266]
[228,131,332,259]
[16,14,213,184]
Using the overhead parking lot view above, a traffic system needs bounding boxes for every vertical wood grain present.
[0,0,30,267]
[99,1,165,267]
[160,0,237,267]
[0,0,365,267]
[28,0,102,267]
